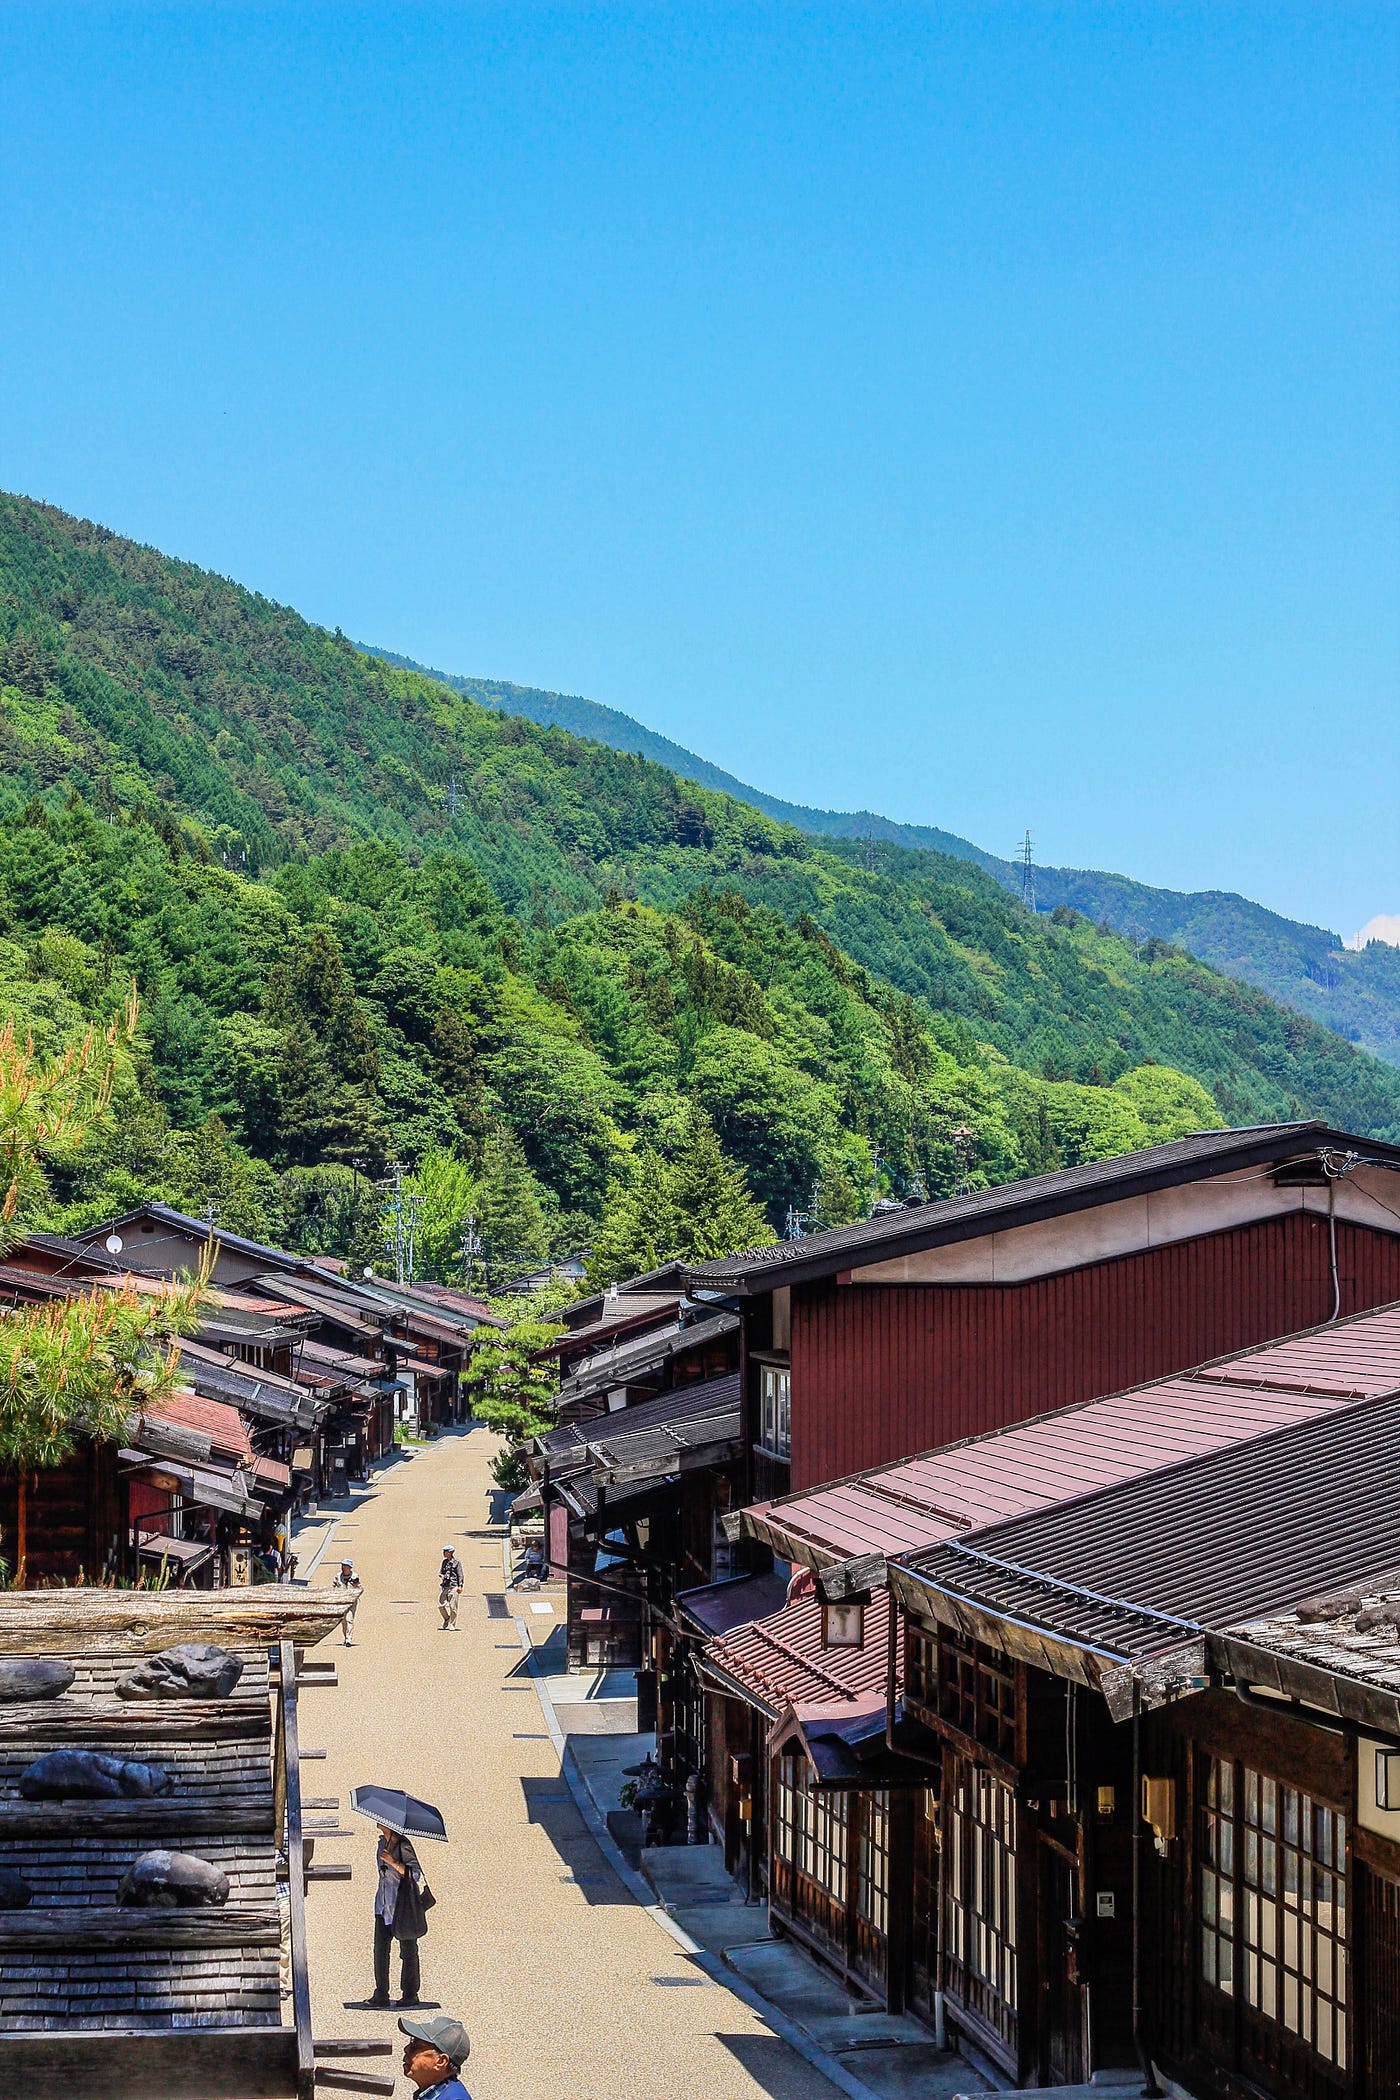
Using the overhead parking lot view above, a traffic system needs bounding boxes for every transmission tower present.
[447,773,459,818]
[1017,830,1036,912]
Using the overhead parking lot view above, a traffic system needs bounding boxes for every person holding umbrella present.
[350,1786,447,2010]
[370,1822,428,2007]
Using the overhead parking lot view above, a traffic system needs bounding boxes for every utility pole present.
[383,1163,422,1285]
[952,1124,975,1198]
[1018,830,1036,913]
[460,1213,482,1293]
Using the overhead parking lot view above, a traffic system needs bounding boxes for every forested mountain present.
[1,490,1398,1287]
[367,648,1400,1067]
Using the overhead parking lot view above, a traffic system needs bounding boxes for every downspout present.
[885,1588,899,1752]
[1320,1145,1359,1322]
[1131,1691,1163,2097]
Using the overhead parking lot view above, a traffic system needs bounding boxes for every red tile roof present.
[701,1571,898,1717]
[745,1302,1400,1570]
[144,1388,253,1465]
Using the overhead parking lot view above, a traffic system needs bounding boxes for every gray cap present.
[399,2012,470,2066]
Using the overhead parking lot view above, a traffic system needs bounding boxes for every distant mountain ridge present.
[364,645,1400,1067]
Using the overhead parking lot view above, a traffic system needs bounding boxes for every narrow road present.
[302,1424,840,2100]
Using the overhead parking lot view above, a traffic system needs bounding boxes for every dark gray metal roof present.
[537,1371,741,1506]
[900,1383,1400,1662]
[555,1310,737,1405]
[684,1121,1400,1293]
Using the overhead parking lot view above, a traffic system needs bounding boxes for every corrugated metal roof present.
[538,1371,741,1491]
[555,1310,737,1402]
[686,1121,1400,1292]
[903,1386,1400,1662]
[701,1574,898,1717]
[679,1569,792,1639]
[749,1301,1400,1568]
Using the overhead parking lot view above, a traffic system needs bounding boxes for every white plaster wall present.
[846,1164,1400,1287]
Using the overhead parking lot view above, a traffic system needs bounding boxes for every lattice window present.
[937,1629,1018,1757]
[1201,1754,1349,2072]
[946,1758,1018,2013]
[905,1623,936,1710]
[856,1790,891,1934]
[776,1757,849,1902]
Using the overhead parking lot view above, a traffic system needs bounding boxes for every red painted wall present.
[789,1211,1400,1489]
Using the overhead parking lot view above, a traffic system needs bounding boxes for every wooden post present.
[279,1638,316,2100]
[886,1790,915,2014]
[16,1469,27,1585]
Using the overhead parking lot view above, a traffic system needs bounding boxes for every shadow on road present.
[714,2032,844,2099]
[518,1774,632,1907]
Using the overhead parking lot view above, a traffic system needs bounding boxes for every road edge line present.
[508,1611,886,2100]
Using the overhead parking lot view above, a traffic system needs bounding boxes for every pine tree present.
[669,1108,772,1263]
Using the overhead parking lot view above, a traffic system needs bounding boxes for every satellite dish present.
[105,1234,124,1255]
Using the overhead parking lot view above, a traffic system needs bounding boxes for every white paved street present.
[301,1426,842,2100]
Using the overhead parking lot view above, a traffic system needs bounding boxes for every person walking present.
[437,1544,464,1630]
[370,1824,433,2007]
[333,1560,363,1646]
[399,2014,470,2097]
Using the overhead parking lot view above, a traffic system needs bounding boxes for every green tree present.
[474,1124,550,1289]
[463,1310,563,1488]
[0,1003,202,1494]
[688,1026,839,1221]
[586,1108,773,1288]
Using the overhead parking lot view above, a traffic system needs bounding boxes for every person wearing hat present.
[437,1544,464,1631]
[399,2013,470,2097]
[332,1559,363,1647]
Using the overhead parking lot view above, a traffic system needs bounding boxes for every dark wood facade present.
[784,1210,1400,1489]
[0,1442,126,1587]
[896,1619,1400,2099]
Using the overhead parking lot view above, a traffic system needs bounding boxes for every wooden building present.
[685,1120,1400,1496]
[528,1368,743,1690]
[709,1299,1400,2098]
[74,1204,497,1479]
[0,1587,374,2100]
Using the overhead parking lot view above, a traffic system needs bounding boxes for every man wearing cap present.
[332,1560,363,1647]
[437,1545,464,1630]
[399,2013,470,2098]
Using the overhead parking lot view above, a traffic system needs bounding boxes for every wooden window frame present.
[1199,1749,1349,2086]
[758,1365,791,1461]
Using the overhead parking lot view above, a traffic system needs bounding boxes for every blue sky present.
[1,5,1396,936]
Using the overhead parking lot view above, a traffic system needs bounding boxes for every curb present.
[510,1611,889,2100]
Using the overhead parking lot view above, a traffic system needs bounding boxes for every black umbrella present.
[349,1785,449,1842]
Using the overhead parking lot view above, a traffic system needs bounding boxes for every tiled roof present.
[744,1300,1400,1569]
[144,1388,253,1465]
[700,1573,898,1718]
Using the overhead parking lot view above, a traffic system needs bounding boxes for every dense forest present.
[1,491,1398,1286]
[372,648,1400,1068]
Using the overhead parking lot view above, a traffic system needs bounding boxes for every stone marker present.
[117,1848,231,1907]
[117,1642,245,1701]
